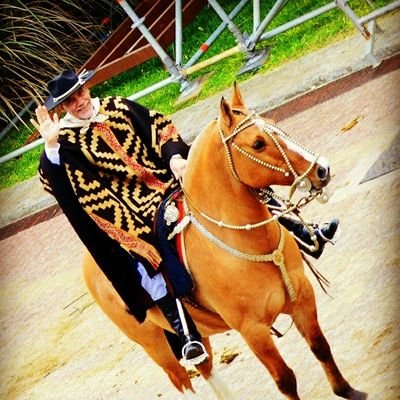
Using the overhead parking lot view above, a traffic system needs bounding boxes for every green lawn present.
[0,0,392,191]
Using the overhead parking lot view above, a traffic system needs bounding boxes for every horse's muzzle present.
[314,156,331,186]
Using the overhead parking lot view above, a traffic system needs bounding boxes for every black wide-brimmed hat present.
[44,69,95,111]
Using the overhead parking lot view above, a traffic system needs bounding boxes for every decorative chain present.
[189,212,297,302]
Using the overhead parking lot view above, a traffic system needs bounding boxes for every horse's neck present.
[185,124,251,217]
[184,126,279,245]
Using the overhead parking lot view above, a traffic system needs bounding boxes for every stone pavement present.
[0,11,399,233]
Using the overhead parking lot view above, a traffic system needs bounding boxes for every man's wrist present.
[44,143,61,165]
[45,142,60,150]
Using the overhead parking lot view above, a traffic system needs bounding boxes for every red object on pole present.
[101,17,110,25]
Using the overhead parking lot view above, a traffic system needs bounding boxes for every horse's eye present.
[252,139,266,151]
[232,109,245,115]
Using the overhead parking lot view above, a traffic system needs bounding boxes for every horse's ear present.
[231,81,246,109]
[220,97,235,128]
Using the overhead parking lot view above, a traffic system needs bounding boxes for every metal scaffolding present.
[1,0,399,164]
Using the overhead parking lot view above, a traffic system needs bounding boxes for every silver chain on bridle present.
[218,110,321,200]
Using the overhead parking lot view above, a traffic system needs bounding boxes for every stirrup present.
[317,221,341,245]
[182,340,209,365]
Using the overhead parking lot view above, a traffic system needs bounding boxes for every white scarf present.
[59,97,108,133]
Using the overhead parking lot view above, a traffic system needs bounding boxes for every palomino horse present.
[83,84,367,400]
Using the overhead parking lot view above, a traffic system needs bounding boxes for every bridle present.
[178,110,326,235]
[217,110,321,200]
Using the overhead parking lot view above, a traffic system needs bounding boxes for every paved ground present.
[0,11,399,400]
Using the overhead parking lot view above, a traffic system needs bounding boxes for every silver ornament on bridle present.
[217,111,320,199]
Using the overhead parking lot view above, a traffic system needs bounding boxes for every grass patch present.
[0,0,392,191]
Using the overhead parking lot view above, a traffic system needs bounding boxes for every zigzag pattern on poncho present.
[39,96,183,269]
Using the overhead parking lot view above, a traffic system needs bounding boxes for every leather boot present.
[263,193,339,259]
[279,217,339,259]
[155,293,207,364]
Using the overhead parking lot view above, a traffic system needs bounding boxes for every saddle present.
[155,189,194,297]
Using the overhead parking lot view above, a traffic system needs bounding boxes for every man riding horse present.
[32,69,339,365]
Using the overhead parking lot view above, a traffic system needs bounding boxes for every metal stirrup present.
[176,299,209,365]
[181,340,208,365]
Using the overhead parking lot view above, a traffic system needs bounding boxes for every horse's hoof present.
[337,387,368,400]
[348,389,368,400]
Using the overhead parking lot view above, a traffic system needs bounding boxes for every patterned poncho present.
[39,96,189,320]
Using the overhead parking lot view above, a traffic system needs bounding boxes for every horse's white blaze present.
[255,119,330,171]
[316,155,330,171]
[282,136,316,164]
[282,137,331,173]
[206,368,239,400]
[254,118,266,130]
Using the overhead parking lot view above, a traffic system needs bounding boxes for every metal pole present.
[259,2,337,41]
[247,0,289,46]
[0,100,35,142]
[364,20,381,68]
[0,138,44,165]
[207,0,250,54]
[358,0,400,25]
[116,0,184,82]
[116,0,209,99]
[253,0,260,33]
[127,76,175,101]
[175,0,183,66]
[336,0,371,38]
[184,0,249,69]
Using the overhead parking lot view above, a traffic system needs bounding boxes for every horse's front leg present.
[239,321,300,400]
[292,279,367,400]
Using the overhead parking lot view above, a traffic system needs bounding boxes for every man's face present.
[61,85,93,119]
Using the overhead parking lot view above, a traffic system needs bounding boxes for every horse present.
[82,84,367,400]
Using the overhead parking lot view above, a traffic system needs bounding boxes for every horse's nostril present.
[317,165,329,181]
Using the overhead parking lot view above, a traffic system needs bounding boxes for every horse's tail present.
[301,253,332,297]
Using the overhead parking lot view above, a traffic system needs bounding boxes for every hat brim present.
[44,69,95,111]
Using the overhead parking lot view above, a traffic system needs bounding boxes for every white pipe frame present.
[2,0,399,163]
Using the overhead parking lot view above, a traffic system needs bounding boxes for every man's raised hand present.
[30,105,60,148]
